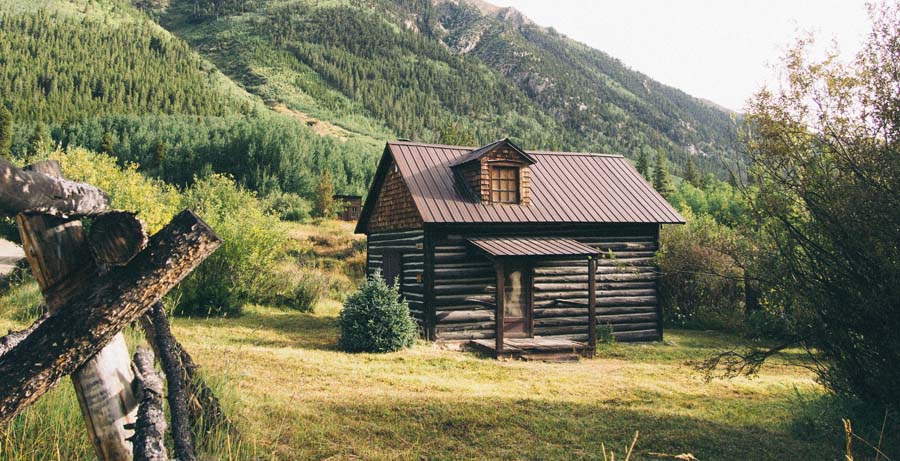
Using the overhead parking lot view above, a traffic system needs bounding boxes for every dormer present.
[450,138,535,205]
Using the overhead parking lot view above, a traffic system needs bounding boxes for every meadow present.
[0,222,860,460]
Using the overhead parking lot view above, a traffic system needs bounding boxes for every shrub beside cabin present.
[355,139,684,357]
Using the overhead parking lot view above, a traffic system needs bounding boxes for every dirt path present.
[0,239,24,276]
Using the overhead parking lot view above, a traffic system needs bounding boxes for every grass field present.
[1,284,862,460]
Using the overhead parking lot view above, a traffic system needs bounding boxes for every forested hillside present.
[152,0,741,177]
[0,0,379,197]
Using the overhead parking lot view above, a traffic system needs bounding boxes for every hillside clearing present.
[1,294,840,460]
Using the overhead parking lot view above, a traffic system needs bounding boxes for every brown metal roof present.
[468,237,599,258]
[365,140,684,226]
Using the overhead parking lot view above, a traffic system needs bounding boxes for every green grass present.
[2,282,881,460]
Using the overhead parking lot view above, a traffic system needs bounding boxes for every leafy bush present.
[263,191,312,221]
[50,147,181,233]
[657,208,745,329]
[338,272,416,353]
[172,174,290,317]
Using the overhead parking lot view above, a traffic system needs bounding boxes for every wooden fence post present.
[16,161,138,460]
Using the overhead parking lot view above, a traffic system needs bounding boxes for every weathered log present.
[16,160,139,460]
[142,303,196,461]
[0,158,110,217]
[0,209,222,424]
[141,303,235,442]
[129,347,167,461]
[89,211,148,266]
[0,311,49,357]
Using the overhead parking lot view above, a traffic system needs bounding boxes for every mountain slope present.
[152,0,741,177]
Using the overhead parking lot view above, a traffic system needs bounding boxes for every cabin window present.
[490,166,519,204]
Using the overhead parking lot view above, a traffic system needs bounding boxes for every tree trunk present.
[0,158,109,218]
[129,347,167,461]
[0,209,222,424]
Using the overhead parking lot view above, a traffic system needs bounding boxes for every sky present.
[489,0,872,112]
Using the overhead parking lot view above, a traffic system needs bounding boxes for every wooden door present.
[502,260,532,337]
[382,250,401,287]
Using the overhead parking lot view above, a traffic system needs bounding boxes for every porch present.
[466,337,593,361]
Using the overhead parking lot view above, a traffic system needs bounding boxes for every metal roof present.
[366,140,684,226]
[468,237,599,258]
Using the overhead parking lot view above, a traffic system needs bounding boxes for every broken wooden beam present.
[128,347,167,461]
[0,209,222,424]
[0,158,110,218]
[88,211,148,267]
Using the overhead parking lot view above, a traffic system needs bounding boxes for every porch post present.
[588,256,597,354]
[494,260,505,357]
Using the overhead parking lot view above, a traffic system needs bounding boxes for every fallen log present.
[128,347,167,461]
[141,303,235,441]
[0,158,110,217]
[0,209,222,424]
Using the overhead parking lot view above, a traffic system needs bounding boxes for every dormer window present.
[490,166,519,204]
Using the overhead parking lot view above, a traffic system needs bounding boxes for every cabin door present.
[503,260,532,337]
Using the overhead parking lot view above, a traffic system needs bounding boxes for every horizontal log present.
[435,321,495,333]
[433,284,494,295]
[597,296,657,307]
[608,322,659,332]
[435,303,494,312]
[0,209,222,424]
[598,305,659,315]
[436,310,494,323]
[594,313,658,323]
[534,317,587,328]
[0,159,110,217]
[436,330,494,340]
[613,329,660,342]
[534,325,588,336]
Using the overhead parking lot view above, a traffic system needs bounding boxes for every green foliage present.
[0,106,11,159]
[667,177,749,228]
[0,8,244,125]
[28,123,50,157]
[313,170,335,218]
[436,119,477,146]
[653,150,670,195]
[657,208,745,329]
[744,1,900,409]
[263,191,312,221]
[338,271,417,353]
[684,157,701,187]
[635,147,650,179]
[50,113,378,198]
[172,174,290,316]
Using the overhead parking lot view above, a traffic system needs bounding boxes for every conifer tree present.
[635,148,650,179]
[29,123,50,155]
[313,170,335,218]
[102,131,114,155]
[0,107,11,160]
[653,150,670,195]
[684,157,701,187]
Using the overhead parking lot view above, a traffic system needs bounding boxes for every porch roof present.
[467,237,599,258]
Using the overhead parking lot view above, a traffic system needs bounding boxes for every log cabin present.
[355,139,684,358]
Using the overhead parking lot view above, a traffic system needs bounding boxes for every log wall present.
[430,224,661,342]
[367,230,426,330]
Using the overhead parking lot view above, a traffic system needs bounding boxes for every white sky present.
[489,0,872,112]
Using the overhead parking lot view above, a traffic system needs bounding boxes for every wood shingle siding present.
[366,159,422,233]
